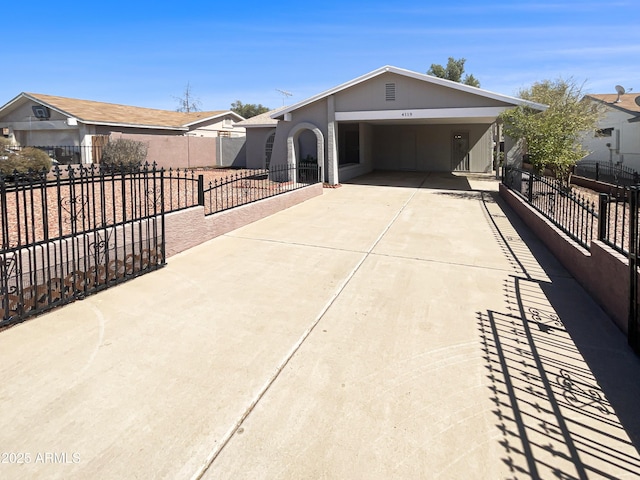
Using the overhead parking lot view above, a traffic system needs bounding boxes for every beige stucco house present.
[0,93,245,167]
[238,66,545,184]
[580,92,640,171]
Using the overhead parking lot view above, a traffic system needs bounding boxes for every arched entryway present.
[287,122,324,183]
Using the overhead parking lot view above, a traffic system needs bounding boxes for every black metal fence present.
[200,163,321,216]
[503,166,597,249]
[574,160,639,186]
[0,162,321,327]
[628,187,640,354]
[598,188,631,256]
[503,165,640,354]
[107,163,321,217]
[0,164,166,327]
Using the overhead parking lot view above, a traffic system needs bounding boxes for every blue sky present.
[3,1,638,112]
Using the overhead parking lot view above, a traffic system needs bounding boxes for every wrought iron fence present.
[598,188,632,256]
[574,160,639,186]
[165,167,200,213]
[628,187,640,353]
[504,165,640,354]
[0,164,165,327]
[0,161,321,327]
[503,166,597,250]
[200,163,321,216]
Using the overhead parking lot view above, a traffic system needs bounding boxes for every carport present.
[252,66,545,184]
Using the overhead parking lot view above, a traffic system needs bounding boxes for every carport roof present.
[271,65,547,120]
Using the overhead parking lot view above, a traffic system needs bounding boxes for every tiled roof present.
[586,93,640,115]
[26,93,229,129]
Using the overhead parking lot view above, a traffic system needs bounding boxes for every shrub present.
[0,147,52,179]
[100,139,148,171]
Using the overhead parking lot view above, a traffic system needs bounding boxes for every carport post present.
[327,95,339,185]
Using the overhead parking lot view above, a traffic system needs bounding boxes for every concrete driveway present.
[1,172,639,479]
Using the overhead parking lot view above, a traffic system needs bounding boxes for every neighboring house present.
[580,92,640,171]
[0,93,246,168]
[238,65,545,184]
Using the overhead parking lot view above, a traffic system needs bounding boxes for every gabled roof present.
[235,106,287,128]
[272,65,546,119]
[585,93,640,117]
[0,93,244,130]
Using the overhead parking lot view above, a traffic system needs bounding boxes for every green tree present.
[427,57,480,87]
[499,78,603,181]
[230,100,270,119]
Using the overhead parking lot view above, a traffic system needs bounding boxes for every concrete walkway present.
[1,172,639,479]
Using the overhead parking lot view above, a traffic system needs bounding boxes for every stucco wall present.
[112,132,217,169]
[581,106,640,171]
[245,127,276,169]
[164,182,323,257]
[1,100,80,146]
[217,136,246,167]
[269,101,329,170]
[500,183,632,333]
[334,71,510,111]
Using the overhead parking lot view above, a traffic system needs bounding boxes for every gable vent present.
[385,83,396,101]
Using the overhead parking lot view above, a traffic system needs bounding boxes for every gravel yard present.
[572,184,632,254]
[0,167,284,249]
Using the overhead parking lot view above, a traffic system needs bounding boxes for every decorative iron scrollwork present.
[89,229,112,264]
[556,369,609,415]
[146,187,162,210]
[60,195,90,224]
[0,254,19,295]
[528,307,562,333]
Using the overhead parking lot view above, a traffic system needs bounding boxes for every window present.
[338,124,360,165]
[595,127,613,137]
[265,132,275,169]
[385,83,396,101]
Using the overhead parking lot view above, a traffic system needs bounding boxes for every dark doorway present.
[339,123,360,165]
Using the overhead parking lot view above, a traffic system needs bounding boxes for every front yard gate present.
[0,165,166,327]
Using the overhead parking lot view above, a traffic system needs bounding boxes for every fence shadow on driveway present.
[478,191,640,479]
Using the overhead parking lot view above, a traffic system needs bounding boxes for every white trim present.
[182,111,245,128]
[6,120,77,130]
[84,120,188,131]
[239,122,279,129]
[335,107,510,122]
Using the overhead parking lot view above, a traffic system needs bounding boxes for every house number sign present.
[401,112,413,117]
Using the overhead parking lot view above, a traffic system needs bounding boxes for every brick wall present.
[500,183,632,333]
[164,183,323,258]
